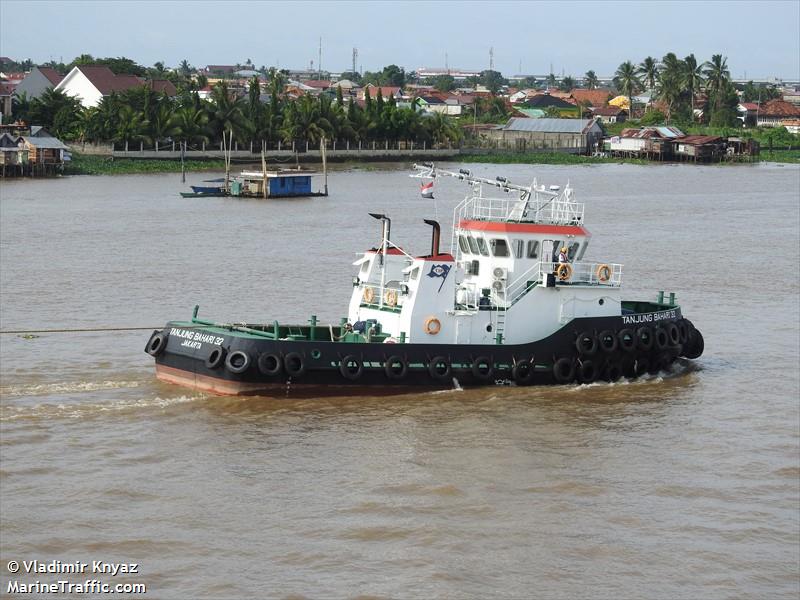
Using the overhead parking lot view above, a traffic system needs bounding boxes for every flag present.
[420,181,435,199]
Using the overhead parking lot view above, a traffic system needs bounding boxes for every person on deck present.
[558,246,569,264]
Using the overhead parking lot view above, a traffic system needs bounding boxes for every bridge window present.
[527,240,539,258]
[476,237,489,256]
[568,242,580,260]
[490,238,509,257]
[577,243,588,261]
[467,236,480,255]
[513,239,524,258]
[458,235,470,254]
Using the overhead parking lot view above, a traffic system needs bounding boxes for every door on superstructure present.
[542,239,555,268]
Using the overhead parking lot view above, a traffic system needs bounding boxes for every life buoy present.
[596,263,612,283]
[598,329,618,353]
[636,326,654,352]
[284,352,306,377]
[471,356,494,381]
[512,360,535,385]
[428,356,451,381]
[225,350,251,374]
[553,357,575,384]
[145,331,168,356]
[384,355,408,379]
[257,353,282,376]
[205,346,226,369]
[575,331,598,356]
[339,354,363,380]
[424,317,441,335]
[578,359,599,383]
[618,328,636,353]
[556,263,573,281]
[362,287,375,304]
[384,289,398,307]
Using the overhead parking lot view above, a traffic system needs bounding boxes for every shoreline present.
[53,148,800,176]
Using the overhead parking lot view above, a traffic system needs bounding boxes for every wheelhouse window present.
[467,236,480,255]
[513,239,524,259]
[568,242,580,260]
[526,240,539,258]
[490,238,509,257]
[409,266,420,280]
[476,237,490,256]
[458,235,470,254]
[577,242,588,261]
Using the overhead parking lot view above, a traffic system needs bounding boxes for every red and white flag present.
[420,181,435,198]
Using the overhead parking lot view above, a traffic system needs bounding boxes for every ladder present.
[495,306,506,344]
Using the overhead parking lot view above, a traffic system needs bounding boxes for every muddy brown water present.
[1,162,798,598]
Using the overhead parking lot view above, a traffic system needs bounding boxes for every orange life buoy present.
[556,263,573,281]
[362,287,375,304]
[596,263,612,283]
[384,289,398,307]
[424,317,441,335]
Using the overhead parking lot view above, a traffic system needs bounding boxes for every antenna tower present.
[489,47,494,71]
[318,36,322,78]
[352,48,358,74]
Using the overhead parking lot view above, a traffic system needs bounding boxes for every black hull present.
[146,309,704,397]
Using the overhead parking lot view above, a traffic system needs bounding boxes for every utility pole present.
[318,36,322,79]
[352,47,358,75]
[445,52,449,74]
[489,47,494,72]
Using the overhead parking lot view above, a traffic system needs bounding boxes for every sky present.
[1,0,799,79]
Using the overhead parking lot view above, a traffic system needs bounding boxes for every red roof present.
[760,99,800,118]
[570,88,613,107]
[304,80,333,89]
[38,66,63,86]
[74,66,176,96]
[0,83,15,96]
[679,135,723,145]
[741,102,760,111]
[149,79,177,95]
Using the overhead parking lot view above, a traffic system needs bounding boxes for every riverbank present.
[61,148,799,176]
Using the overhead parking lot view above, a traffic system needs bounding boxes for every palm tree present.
[559,75,575,92]
[281,94,332,145]
[148,102,177,144]
[170,105,210,146]
[656,68,682,123]
[639,56,659,91]
[703,54,730,112]
[207,81,251,142]
[613,61,642,116]
[179,59,192,77]
[113,105,149,145]
[682,54,705,118]
[584,70,599,90]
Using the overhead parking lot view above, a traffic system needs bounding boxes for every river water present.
[1,162,798,599]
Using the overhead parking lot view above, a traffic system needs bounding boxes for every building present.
[358,85,403,101]
[484,117,604,154]
[0,82,13,123]
[673,135,725,162]
[54,66,177,108]
[605,126,684,159]
[13,66,64,99]
[591,106,627,124]
[415,67,482,80]
[569,88,614,108]
[756,99,800,127]
[204,65,238,75]
[737,102,760,127]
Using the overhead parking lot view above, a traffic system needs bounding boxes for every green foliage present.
[559,76,575,92]
[480,70,507,94]
[66,55,147,76]
[584,71,598,90]
[432,75,455,92]
[638,109,666,126]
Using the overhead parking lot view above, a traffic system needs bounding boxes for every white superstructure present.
[348,166,623,345]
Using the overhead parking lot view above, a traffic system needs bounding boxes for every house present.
[756,99,800,127]
[205,65,237,75]
[0,82,13,123]
[520,94,576,112]
[605,126,684,158]
[737,102,760,127]
[0,132,22,169]
[569,88,614,108]
[14,66,64,99]
[592,106,627,124]
[415,95,447,114]
[358,85,403,101]
[673,135,725,162]
[483,117,604,154]
[54,66,177,107]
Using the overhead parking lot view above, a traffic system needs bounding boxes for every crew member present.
[558,246,569,264]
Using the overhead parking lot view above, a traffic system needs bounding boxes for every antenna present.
[352,47,358,74]
[445,52,449,74]
[489,47,494,71]
[318,36,322,79]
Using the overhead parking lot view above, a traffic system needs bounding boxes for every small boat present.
[180,178,227,198]
[146,164,704,396]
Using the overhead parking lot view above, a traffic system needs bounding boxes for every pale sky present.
[1,0,798,79]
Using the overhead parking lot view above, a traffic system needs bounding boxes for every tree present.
[207,81,251,142]
[170,105,210,145]
[682,54,704,117]
[281,94,332,145]
[613,61,642,115]
[432,74,455,92]
[179,59,193,77]
[518,76,538,89]
[339,71,362,84]
[27,88,83,134]
[380,64,406,87]
[584,70,598,90]
[479,70,506,94]
[703,54,730,112]
[708,81,740,127]
[559,75,575,92]
[639,56,659,91]
[113,105,149,144]
[546,73,557,87]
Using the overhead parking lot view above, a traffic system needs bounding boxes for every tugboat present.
[146,165,704,396]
